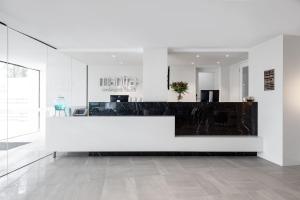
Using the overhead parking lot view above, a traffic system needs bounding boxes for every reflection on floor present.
[0,142,31,150]
[1,154,300,200]
[0,132,51,177]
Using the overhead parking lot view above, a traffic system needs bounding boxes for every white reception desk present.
[46,116,262,152]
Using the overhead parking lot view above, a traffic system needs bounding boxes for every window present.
[0,63,41,176]
[7,64,40,138]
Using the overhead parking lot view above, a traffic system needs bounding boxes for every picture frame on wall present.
[264,69,275,91]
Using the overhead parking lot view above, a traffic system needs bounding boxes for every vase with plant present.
[170,81,188,101]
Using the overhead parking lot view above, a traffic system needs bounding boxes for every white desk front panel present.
[46,117,262,152]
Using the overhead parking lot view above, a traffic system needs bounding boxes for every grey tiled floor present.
[1,153,300,200]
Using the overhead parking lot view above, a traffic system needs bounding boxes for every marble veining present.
[89,102,257,136]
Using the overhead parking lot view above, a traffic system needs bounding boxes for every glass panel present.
[6,64,41,173]
[0,62,8,176]
[0,144,7,176]
[7,134,40,172]
[7,64,40,138]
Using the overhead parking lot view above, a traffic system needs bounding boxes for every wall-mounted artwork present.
[99,76,139,92]
[264,69,275,91]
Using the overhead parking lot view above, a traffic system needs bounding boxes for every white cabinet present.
[8,29,47,70]
[46,48,72,107]
[0,24,7,62]
[71,59,87,107]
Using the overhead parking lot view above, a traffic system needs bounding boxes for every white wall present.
[198,73,215,89]
[46,48,87,109]
[220,65,230,102]
[249,35,284,165]
[143,48,168,101]
[220,60,248,102]
[283,35,300,166]
[88,65,143,102]
[168,65,196,102]
[71,59,87,107]
[47,48,72,107]
[229,63,240,102]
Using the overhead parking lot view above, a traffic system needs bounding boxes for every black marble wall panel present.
[89,102,257,136]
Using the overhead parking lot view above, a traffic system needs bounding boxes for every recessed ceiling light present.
[191,62,195,65]
[216,61,221,64]
[112,54,116,58]
[225,54,230,58]
[196,54,200,58]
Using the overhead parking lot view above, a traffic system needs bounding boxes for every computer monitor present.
[200,90,219,102]
[110,95,129,102]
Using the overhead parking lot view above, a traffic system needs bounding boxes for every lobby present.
[1,0,300,199]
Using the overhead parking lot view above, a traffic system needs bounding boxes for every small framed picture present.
[264,69,275,91]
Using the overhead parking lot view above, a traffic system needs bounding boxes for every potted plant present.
[171,81,188,101]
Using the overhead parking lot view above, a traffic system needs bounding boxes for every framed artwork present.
[264,69,275,91]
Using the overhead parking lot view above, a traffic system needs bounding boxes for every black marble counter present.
[89,102,257,136]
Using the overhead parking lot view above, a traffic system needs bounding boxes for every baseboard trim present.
[88,152,257,156]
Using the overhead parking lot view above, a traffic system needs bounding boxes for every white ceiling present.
[66,51,143,66]
[0,0,300,50]
[64,51,247,67]
[168,52,248,67]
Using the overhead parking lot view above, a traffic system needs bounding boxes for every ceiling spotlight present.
[216,61,221,64]
[191,62,195,65]
[225,54,230,58]
[112,54,116,58]
[196,54,200,58]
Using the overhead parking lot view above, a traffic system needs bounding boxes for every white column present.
[249,35,300,166]
[282,35,300,166]
[249,35,284,166]
[143,48,168,101]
